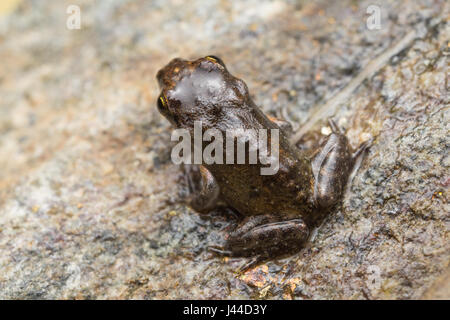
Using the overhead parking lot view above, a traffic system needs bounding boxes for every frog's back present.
[206,138,313,218]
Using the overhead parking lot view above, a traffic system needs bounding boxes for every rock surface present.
[0,0,448,299]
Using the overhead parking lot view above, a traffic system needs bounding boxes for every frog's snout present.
[156,58,187,88]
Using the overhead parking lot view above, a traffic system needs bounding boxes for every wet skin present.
[156,56,369,263]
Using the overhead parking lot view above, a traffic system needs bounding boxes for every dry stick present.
[290,29,417,145]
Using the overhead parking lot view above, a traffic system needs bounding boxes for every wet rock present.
[0,0,448,299]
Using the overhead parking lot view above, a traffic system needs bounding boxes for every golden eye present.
[205,55,225,67]
[157,94,168,113]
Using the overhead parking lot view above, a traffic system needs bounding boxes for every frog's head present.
[156,56,250,129]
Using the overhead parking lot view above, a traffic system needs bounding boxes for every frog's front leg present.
[184,165,220,213]
[224,214,309,257]
[311,119,371,209]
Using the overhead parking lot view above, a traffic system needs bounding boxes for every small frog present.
[156,56,370,266]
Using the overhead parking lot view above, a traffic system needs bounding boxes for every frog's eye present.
[157,94,169,114]
[205,55,225,67]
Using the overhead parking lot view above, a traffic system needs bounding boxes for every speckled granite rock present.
[0,0,448,299]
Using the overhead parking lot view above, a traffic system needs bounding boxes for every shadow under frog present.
[156,56,370,269]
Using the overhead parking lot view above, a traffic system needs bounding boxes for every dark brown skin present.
[156,56,369,264]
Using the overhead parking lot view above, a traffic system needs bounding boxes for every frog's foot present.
[184,165,220,214]
[352,137,372,162]
[224,214,309,258]
[267,116,294,136]
[327,118,343,135]
[345,137,372,193]
[236,256,268,274]
[208,246,265,274]
[311,119,372,209]
[208,245,232,256]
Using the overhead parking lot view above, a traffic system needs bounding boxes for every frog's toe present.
[352,138,373,160]
[328,118,344,135]
[208,245,232,256]
[236,256,266,274]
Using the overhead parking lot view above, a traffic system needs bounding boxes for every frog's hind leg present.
[184,165,220,213]
[224,214,309,259]
[311,119,371,209]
